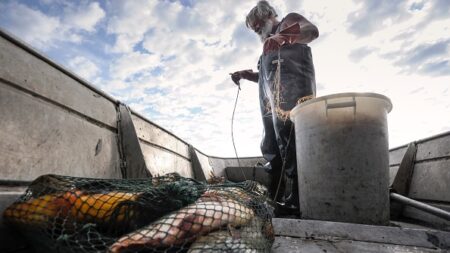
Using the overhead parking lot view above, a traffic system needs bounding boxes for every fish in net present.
[3,174,274,252]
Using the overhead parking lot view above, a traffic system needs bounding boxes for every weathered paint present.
[390,132,450,165]
[140,143,193,178]
[225,166,271,188]
[272,218,450,250]
[132,114,189,158]
[272,236,441,253]
[404,203,450,229]
[0,83,122,180]
[0,36,117,128]
[408,160,450,202]
[119,104,149,178]
[208,156,266,177]
[388,132,450,226]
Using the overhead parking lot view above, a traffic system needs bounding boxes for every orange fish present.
[3,192,75,226]
[67,191,138,222]
[4,190,139,226]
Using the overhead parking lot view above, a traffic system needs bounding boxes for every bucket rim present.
[290,92,393,119]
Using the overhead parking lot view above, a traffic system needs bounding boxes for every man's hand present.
[230,69,259,85]
[263,22,301,54]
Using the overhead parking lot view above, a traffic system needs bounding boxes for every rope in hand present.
[230,80,247,181]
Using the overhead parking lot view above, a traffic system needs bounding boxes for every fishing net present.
[3,173,275,253]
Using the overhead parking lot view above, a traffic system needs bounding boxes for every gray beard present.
[258,19,274,42]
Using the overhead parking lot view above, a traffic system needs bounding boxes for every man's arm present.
[230,69,259,85]
[281,13,319,44]
[263,13,319,54]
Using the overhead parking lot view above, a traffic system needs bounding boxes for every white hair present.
[245,1,278,28]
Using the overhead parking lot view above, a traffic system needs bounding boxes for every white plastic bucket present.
[290,93,392,225]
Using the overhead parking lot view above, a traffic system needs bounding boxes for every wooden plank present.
[140,142,193,178]
[0,36,117,128]
[131,114,189,158]
[416,134,450,161]
[0,84,122,180]
[272,236,441,253]
[272,218,450,249]
[408,160,450,202]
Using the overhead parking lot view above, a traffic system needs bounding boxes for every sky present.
[1,0,449,157]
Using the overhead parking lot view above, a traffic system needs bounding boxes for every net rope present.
[4,174,274,253]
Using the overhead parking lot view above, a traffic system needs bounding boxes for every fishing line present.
[273,123,294,202]
[231,83,247,181]
[272,48,295,203]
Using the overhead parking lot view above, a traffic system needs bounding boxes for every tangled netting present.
[4,173,274,253]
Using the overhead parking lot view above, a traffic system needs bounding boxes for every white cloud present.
[68,56,100,82]
[0,1,106,48]
[110,52,160,80]
[106,0,159,53]
[0,2,61,48]
[64,2,105,32]
[346,1,411,37]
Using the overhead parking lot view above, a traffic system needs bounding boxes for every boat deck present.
[271,218,450,252]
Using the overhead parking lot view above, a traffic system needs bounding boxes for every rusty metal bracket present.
[117,103,151,178]
[188,145,207,182]
[390,142,418,219]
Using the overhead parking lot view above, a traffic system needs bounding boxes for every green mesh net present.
[4,174,274,253]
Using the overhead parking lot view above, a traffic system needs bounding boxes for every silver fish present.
[109,192,255,253]
[188,216,274,253]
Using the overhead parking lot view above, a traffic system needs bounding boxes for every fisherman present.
[230,0,319,213]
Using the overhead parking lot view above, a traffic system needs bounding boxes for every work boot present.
[265,158,285,202]
[269,171,285,202]
[275,177,300,218]
[274,201,300,218]
[284,177,299,208]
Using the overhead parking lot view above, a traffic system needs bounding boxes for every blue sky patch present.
[409,1,425,11]
[188,107,203,114]
[144,87,169,96]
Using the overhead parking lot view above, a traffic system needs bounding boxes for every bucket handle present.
[325,97,356,117]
